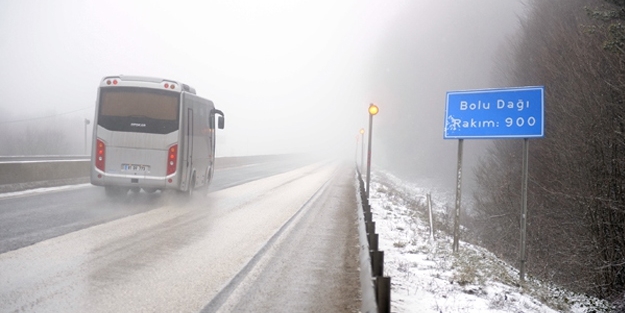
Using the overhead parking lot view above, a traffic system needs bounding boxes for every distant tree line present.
[471,0,625,300]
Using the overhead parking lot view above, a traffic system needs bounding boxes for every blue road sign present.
[444,86,544,139]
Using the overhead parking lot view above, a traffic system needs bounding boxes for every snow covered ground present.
[368,170,612,313]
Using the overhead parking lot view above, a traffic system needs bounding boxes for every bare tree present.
[473,0,625,298]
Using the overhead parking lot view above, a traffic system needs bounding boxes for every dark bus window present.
[98,87,180,134]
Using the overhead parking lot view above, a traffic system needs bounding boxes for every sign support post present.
[453,139,463,253]
[519,138,529,281]
[444,86,544,269]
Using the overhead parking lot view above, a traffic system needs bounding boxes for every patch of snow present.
[368,170,611,313]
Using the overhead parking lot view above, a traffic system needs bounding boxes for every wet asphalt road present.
[0,156,315,254]
[0,158,362,312]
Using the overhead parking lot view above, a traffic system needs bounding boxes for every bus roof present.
[100,75,196,94]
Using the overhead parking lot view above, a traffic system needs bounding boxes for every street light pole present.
[360,128,365,174]
[355,134,359,166]
[84,118,90,155]
[366,103,379,199]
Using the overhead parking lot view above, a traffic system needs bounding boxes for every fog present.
[0,0,527,188]
[368,0,528,189]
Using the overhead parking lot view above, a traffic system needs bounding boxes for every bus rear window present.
[98,88,180,134]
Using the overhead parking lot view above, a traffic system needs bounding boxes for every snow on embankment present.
[368,170,611,313]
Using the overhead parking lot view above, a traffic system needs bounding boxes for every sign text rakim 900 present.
[444,86,544,139]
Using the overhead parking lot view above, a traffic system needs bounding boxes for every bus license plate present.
[122,164,151,172]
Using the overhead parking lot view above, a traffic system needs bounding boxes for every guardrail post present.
[366,221,375,236]
[371,250,384,277]
[369,233,378,252]
[355,165,391,313]
[376,276,391,313]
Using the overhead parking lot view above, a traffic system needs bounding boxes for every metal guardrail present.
[356,167,391,313]
[0,155,90,163]
[0,154,303,192]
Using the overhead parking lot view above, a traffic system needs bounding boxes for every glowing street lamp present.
[368,104,379,115]
[366,103,379,199]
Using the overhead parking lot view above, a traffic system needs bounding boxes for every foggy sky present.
[0,0,400,157]
[368,0,527,189]
[0,0,528,189]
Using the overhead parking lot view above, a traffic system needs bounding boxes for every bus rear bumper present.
[91,172,177,190]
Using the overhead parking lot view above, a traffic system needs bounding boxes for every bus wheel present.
[143,188,158,194]
[130,187,141,193]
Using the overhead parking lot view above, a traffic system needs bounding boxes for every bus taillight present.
[95,138,106,171]
[167,144,178,175]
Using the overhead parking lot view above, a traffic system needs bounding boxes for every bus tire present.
[142,188,158,194]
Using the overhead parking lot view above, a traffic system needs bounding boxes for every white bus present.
[90,75,225,197]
